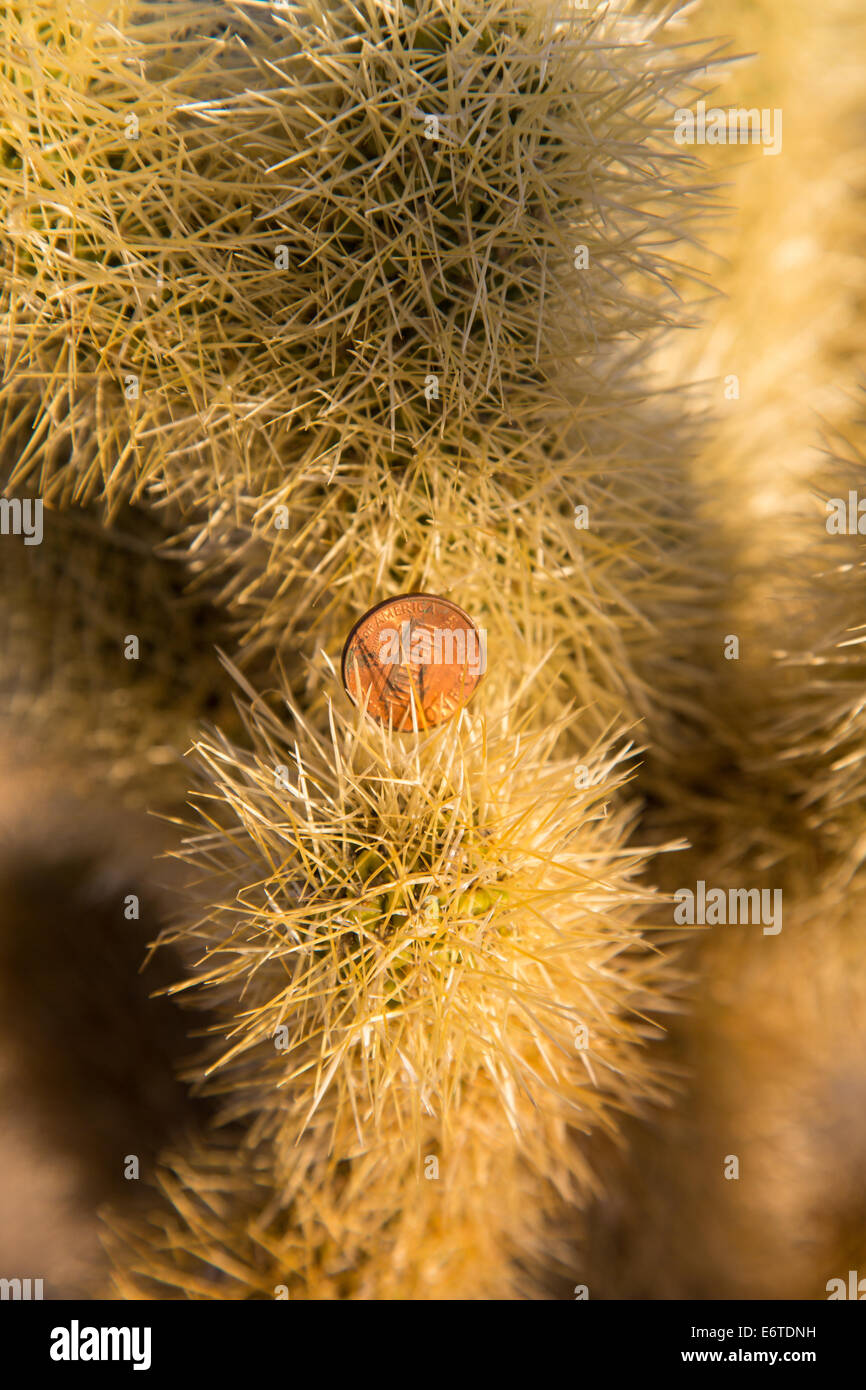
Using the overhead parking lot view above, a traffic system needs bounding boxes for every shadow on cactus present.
[0,489,245,807]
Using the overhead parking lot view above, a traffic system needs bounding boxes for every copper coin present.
[341,593,485,730]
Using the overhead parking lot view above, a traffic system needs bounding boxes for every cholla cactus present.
[763,415,866,879]
[569,0,866,1298]
[0,0,728,1299]
[2,0,716,509]
[167,687,668,1142]
[105,679,682,1299]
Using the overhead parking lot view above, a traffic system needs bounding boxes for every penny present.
[341,593,485,730]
